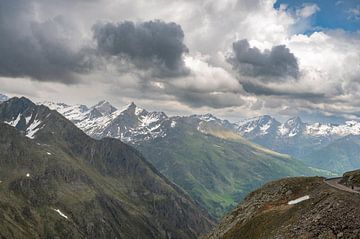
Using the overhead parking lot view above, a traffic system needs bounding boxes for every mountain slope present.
[137,116,329,219]
[0,97,213,238]
[206,175,360,239]
[303,135,360,173]
[41,100,333,219]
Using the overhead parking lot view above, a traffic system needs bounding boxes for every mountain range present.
[40,99,333,218]
[235,116,360,173]
[1,94,359,238]
[41,100,360,174]
[0,97,213,238]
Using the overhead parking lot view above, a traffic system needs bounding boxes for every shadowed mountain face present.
[0,97,213,239]
[206,175,360,239]
[41,100,332,219]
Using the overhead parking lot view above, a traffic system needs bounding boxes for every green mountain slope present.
[303,135,360,173]
[0,97,213,238]
[137,118,329,219]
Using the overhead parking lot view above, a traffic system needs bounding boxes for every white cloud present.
[296,3,320,18]
[348,5,360,20]
[1,0,360,121]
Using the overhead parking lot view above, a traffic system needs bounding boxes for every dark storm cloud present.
[164,88,245,108]
[242,82,325,102]
[0,0,93,83]
[92,20,189,78]
[228,39,299,80]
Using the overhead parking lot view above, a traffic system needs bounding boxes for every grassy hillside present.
[303,135,360,173]
[137,119,328,219]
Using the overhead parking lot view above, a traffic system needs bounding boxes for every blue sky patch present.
[274,0,360,32]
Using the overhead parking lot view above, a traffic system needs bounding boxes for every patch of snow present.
[135,107,144,115]
[288,195,310,205]
[47,152,52,155]
[25,114,32,124]
[53,208,69,219]
[26,119,42,139]
[288,130,298,137]
[278,124,289,136]
[198,114,217,122]
[260,122,271,135]
[5,114,21,127]
[140,114,161,127]
[171,121,176,128]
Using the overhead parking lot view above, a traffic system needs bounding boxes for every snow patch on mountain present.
[26,119,43,139]
[5,114,21,127]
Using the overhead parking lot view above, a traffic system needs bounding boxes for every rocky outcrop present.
[206,176,360,239]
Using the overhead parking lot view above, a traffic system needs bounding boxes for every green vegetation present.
[138,119,329,219]
[303,135,360,173]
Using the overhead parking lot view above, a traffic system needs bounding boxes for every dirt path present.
[324,177,360,194]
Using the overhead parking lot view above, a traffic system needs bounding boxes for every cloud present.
[2,0,360,121]
[241,81,325,101]
[0,0,93,83]
[296,3,320,18]
[163,55,245,108]
[228,39,299,80]
[92,20,189,78]
[348,5,360,20]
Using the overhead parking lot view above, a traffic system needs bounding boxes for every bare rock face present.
[205,176,360,239]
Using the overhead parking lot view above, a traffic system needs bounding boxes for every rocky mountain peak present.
[91,100,117,116]
[121,102,147,116]
[285,116,303,127]
[0,93,9,102]
[258,115,275,124]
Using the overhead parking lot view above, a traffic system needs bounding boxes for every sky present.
[0,0,360,123]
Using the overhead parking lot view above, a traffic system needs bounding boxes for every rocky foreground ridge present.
[206,174,360,239]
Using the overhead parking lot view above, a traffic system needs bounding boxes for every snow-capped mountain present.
[236,115,360,139]
[40,98,360,162]
[236,115,281,137]
[91,100,117,116]
[42,101,174,143]
[0,93,9,102]
[0,97,52,139]
[41,100,237,144]
[234,115,360,159]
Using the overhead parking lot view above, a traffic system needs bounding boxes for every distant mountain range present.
[234,116,360,173]
[38,99,333,218]
[0,97,213,238]
[41,99,360,174]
